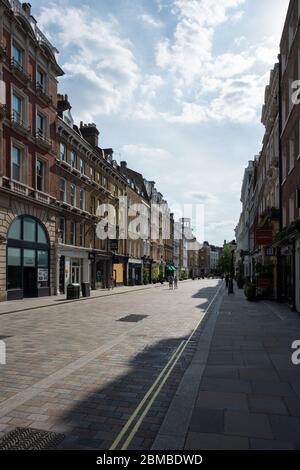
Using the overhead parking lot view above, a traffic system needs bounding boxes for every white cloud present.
[139,13,163,28]
[37,5,140,117]
[121,144,172,161]
[154,0,278,124]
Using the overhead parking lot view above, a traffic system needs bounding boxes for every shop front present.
[112,254,128,286]
[127,258,143,285]
[90,251,112,290]
[57,246,90,294]
[7,215,50,300]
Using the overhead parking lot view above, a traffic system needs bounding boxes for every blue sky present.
[31,0,289,245]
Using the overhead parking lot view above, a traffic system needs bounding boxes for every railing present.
[35,83,52,103]
[10,112,30,133]
[35,130,51,148]
[10,58,31,81]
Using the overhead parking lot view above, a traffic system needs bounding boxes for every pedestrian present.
[225,274,229,287]
[168,275,174,290]
[174,276,178,289]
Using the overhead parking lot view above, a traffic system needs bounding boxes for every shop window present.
[7,217,50,297]
[7,247,22,290]
[7,218,21,240]
[37,250,48,267]
[23,217,36,242]
[37,224,48,244]
[24,249,36,267]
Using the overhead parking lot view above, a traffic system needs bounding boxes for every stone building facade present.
[0,0,63,300]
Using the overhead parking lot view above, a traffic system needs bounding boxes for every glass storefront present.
[7,216,50,299]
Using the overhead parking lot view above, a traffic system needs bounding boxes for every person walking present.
[168,275,174,290]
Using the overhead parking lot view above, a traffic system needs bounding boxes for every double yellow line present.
[109,282,223,450]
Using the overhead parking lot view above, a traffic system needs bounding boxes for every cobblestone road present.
[0,279,221,450]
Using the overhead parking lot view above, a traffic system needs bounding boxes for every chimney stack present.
[80,122,99,148]
[22,3,32,15]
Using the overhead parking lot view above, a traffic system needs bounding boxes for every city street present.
[0,279,222,450]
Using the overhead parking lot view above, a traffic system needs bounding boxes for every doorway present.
[23,267,37,297]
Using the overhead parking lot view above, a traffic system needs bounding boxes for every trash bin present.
[81,282,91,297]
[66,283,80,300]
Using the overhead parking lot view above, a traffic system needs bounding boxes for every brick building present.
[0,0,63,300]
[278,0,300,311]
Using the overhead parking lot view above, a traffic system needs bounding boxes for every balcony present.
[10,58,31,83]
[33,190,55,205]
[71,166,80,177]
[35,83,52,105]
[0,104,7,120]
[80,173,90,183]
[35,130,52,150]
[56,158,72,171]
[2,177,30,196]
[10,112,30,136]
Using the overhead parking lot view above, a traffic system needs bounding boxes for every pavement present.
[0,279,300,450]
[153,285,300,450]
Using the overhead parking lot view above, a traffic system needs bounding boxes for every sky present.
[30,0,289,245]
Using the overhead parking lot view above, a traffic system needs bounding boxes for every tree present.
[217,244,233,274]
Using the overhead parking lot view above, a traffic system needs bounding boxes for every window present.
[79,224,85,246]
[23,217,36,242]
[80,158,84,175]
[12,93,22,123]
[90,166,93,179]
[70,183,76,206]
[70,222,76,245]
[36,159,45,192]
[36,113,44,136]
[70,151,77,169]
[11,146,21,181]
[103,176,107,188]
[37,250,48,267]
[59,178,66,202]
[7,217,50,293]
[59,218,65,243]
[7,247,22,290]
[24,249,36,267]
[60,143,66,161]
[79,189,85,210]
[12,44,22,66]
[37,69,44,88]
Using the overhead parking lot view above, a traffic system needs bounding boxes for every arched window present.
[7,216,50,299]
